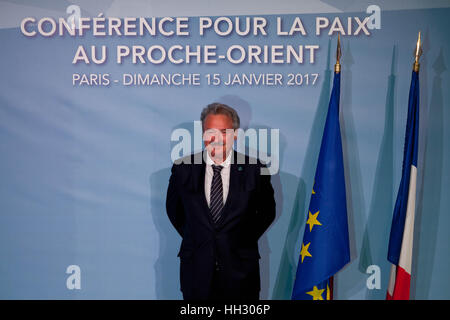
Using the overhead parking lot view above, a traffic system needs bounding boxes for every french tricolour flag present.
[386,70,420,300]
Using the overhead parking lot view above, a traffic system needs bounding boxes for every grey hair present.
[200,103,240,130]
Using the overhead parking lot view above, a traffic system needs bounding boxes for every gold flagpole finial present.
[335,34,342,73]
[413,31,423,72]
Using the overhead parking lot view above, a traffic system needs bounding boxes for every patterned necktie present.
[210,164,224,224]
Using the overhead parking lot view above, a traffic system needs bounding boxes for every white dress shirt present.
[204,150,232,207]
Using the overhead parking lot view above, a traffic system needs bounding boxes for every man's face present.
[203,114,236,162]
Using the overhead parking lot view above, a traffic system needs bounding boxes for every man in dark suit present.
[166,102,276,300]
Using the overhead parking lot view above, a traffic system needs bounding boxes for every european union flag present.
[291,70,350,300]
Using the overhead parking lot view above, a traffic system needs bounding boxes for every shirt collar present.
[205,149,233,168]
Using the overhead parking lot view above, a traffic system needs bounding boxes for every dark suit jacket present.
[166,150,276,300]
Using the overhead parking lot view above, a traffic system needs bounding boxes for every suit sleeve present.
[166,164,185,238]
[254,164,276,240]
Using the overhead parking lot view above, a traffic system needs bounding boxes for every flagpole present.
[413,31,422,72]
[335,34,341,73]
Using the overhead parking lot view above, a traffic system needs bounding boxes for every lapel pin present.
[238,166,243,171]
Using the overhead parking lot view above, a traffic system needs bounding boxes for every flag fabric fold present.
[387,70,420,300]
[291,71,350,300]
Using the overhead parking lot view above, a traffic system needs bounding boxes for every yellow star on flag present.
[306,286,325,300]
[300,242,312,263]
[306,210,322,232]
